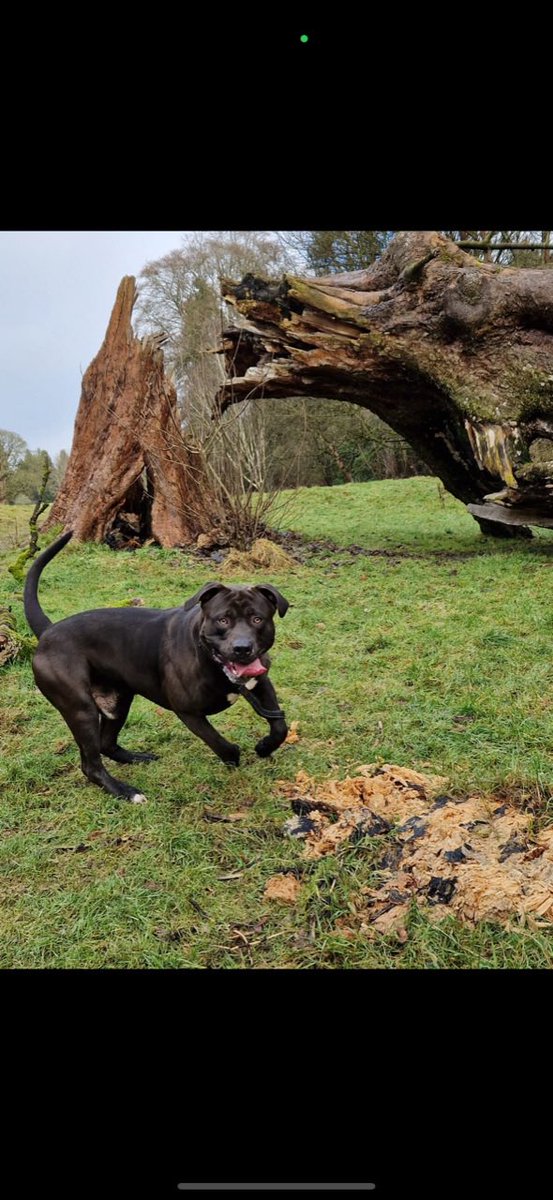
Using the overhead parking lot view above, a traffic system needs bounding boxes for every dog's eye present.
[217,616,230,626]
[251,616,263,625]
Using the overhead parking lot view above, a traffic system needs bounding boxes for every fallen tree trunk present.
[217,231,553,537]
[46,277,222,546]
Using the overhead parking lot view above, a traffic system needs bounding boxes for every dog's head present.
[183,582,289,682]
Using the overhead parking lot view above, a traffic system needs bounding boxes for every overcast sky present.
[0,231,189,459]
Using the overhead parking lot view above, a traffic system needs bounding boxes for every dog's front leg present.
[250,676,288,758]
[178,712,241,767]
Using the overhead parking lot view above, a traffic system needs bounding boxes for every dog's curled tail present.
[23,531,74,638]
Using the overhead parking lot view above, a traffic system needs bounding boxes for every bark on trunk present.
[46,277,222,547]
[216,231,553,537]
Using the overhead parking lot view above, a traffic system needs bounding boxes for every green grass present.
[2,478,553,968]
[0,503,51,551]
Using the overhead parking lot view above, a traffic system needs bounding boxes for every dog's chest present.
[225,677,258,705]
[198,676,259,716]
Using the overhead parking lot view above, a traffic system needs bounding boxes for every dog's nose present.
[232,639,253,658]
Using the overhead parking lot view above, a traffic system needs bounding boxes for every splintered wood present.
[279,764,553,934]
[219,232,553,538]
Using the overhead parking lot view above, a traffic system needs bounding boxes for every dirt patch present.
[264,874,302,903]
[279,763,553,934]
[187,527,479,572]
[269,529,481,564]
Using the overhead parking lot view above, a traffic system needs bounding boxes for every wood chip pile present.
[279,764,553,935]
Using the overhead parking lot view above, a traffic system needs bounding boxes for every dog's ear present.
[255,585,289,618]
[182,582,227,612]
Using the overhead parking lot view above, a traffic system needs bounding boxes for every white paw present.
[245,678,258,690]
[131,792,147,804]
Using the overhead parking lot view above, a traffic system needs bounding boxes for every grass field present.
[2,477,553,968]
[0,503,47,551]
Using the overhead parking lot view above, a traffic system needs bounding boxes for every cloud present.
[0,231,187,456]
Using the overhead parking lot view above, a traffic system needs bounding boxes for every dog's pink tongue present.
[229,658,267,678]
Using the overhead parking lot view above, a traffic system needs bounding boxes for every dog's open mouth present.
[225,657,266,676]
[224,658,267,681]
[211,651,268,682]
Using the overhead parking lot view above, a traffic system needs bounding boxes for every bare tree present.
[448,231,553,266]
[136,231,303,545]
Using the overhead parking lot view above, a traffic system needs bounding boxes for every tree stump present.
[46,276,222,547]
[216,232,553,537]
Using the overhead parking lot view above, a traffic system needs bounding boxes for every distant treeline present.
[0,433,67,504]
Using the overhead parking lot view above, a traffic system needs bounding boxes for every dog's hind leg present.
[65,701,147,801]
[33,658,147,802]
[97,690,159,765]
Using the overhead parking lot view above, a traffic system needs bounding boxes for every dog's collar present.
[236,683,286,721]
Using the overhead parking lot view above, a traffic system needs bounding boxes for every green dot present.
[300,34,309,43]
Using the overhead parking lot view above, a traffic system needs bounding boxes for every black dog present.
[24,532,289,803]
